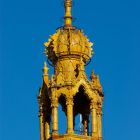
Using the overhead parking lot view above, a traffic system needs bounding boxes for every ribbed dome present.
[44,27,93,64]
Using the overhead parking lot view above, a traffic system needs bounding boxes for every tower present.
[38,0,104,140]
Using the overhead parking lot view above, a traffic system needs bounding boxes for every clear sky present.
[0,0,140,140]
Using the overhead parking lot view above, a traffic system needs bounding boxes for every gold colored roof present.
[44,27,93,64]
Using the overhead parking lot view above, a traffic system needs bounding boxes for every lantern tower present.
[38,0,104,140]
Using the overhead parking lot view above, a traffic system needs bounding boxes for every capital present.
[51,98,58,108]
[97,108,102,116]
[90,100,98,110]
[66,97,73,106]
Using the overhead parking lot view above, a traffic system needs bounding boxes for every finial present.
[43,62,48,76]
[64,0,72,27]
[90,70,95,81]
[90,71,103,92]
[44,61,47,67]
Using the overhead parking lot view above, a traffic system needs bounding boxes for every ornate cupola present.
[38,0,104,140]
[44,0,93,65]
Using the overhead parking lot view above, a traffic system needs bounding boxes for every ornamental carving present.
[44,28,93,64]
[66,97,73,106]
[90,100,98,110]
[90,70,102,92]
[97,108,102,116]
[51,98,58,108]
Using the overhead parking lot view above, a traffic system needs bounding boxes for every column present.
[97,108,102,140]
[66,97,74,134]
[82,114,89,136]
[45,120,50,140]
[51,98,58,135]
[90,101,98,139]
[39,106,45,140]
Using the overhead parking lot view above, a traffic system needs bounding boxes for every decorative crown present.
[44,0,93,65]
[44,28,93,65]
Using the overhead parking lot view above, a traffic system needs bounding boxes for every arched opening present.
[58,95,67,134]
[74,113,84,134]
[73,85,91,136]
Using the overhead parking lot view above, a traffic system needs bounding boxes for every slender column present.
[97,108,102,140]
[82,114,89,136]
[39,106,45,140]
[45,120,50,140]
[51,98,58,135]
[66,97,74,134]
[90,101,98,139]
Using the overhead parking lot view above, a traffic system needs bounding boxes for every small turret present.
[90,70,96,82]
[90,70,102,93]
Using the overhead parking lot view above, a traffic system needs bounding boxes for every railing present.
[74,130,92,136]
[49,129,92,136]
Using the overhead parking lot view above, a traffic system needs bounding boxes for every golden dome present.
[44,27,93,65]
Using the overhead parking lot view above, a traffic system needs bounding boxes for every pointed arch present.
[73,85,90,116]
[73,79,97,100]
[73,85,91,136]
[58,94,67,114]
[58,94,67,134]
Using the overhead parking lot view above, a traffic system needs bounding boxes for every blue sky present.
[0,0,140,140]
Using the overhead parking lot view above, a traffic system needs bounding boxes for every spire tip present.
[64,0,73,27]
